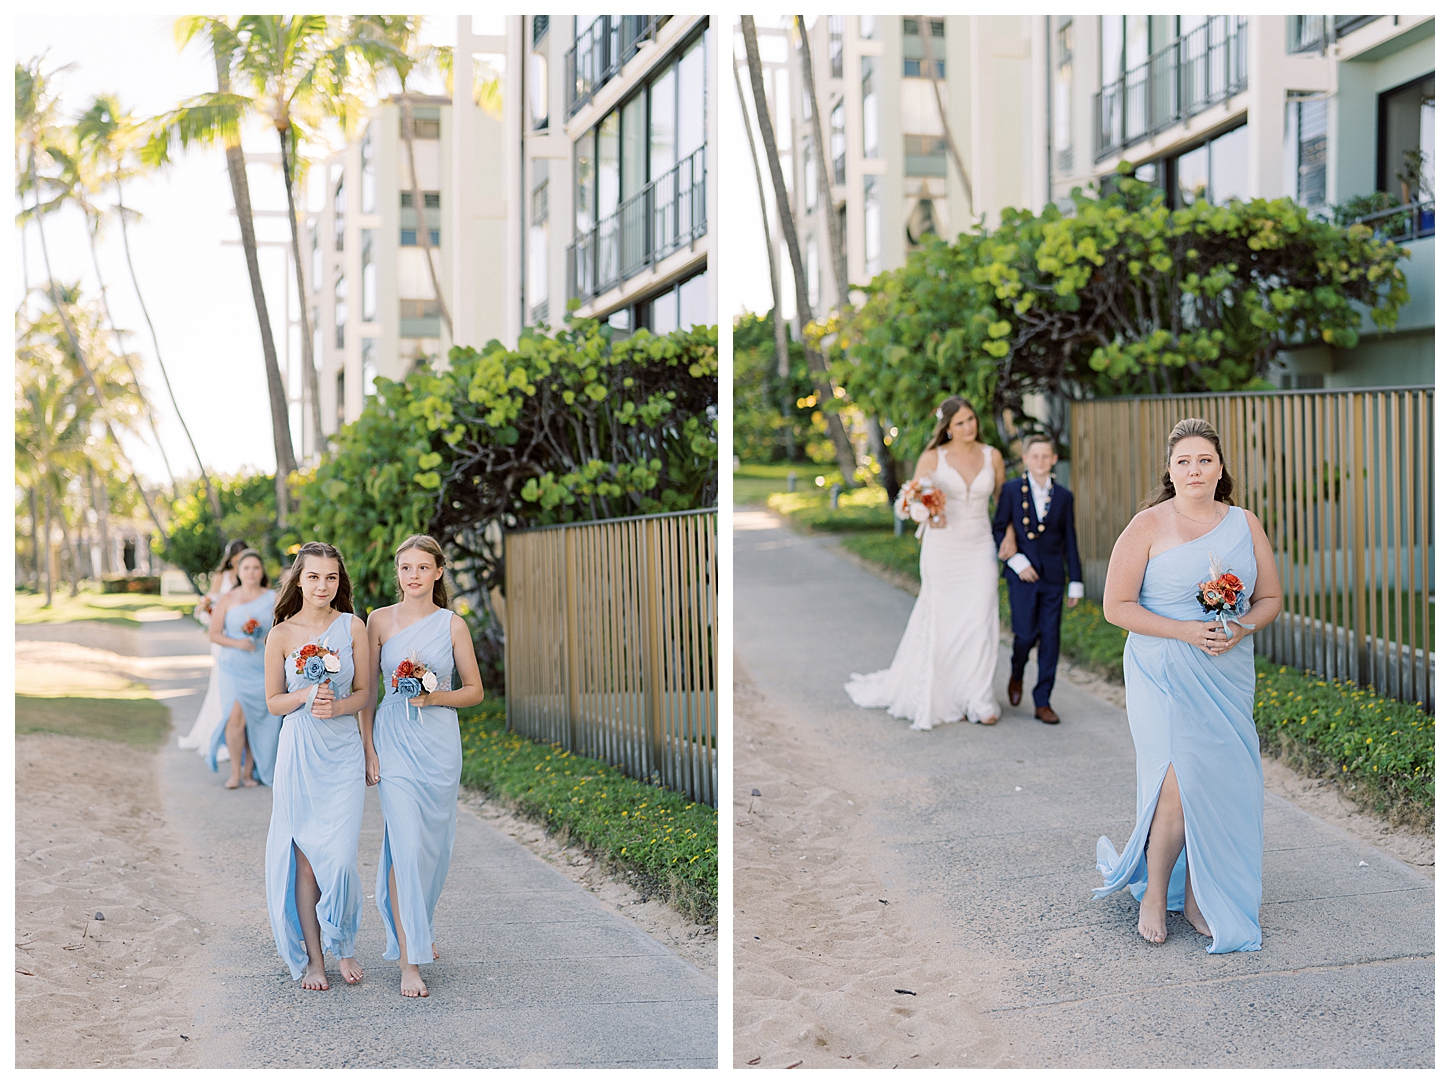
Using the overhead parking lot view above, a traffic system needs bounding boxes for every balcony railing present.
[1351,198,1435,243]
[1288,15,1381,54]
[1095,16,1248,161]
[568,145,707,305]
[565,15,671,118]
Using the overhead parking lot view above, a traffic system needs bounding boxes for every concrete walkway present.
[734,509,1432,1068]
[38,616,716,1069]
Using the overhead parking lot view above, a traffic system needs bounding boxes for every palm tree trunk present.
[42,488,55,607]
[732,57,793,459]
[86,462,111,575]
[278,124,325,452]
[740,17,859,487]
[795,17,848,304]
[917,17,974,216]
[211,46,297,523]
[116,174,223,524]
[399,92,453,340]
[57,506,80,598]
[27,150,170,541]
[28,486,41,589]
[85,210,179,496]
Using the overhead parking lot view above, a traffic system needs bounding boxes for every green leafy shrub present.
[161,473,284,590]
[732,310,830,464]
[458,700,717,922]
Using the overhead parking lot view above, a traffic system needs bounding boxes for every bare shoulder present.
[1121,505,1167,545]
[1240,506,1271,541]
[367,604,399,635]
[449,611,469,634]
[348,614,368,637]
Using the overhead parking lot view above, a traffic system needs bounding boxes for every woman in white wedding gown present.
[178,540,248,753]
[846,396,1009,729]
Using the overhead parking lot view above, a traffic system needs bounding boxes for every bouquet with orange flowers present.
[1196,554,1254,638]
[391,654,439,721]
[240,617,264,647]
[895,480,947,539]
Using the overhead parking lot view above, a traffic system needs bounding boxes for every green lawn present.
[458,699,717,923]
[15,590,197,627]
[15,694,171,747]
[733,461,846,505]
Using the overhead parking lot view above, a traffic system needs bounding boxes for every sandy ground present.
[15,732,210,1069]
[732,666,1009,1070]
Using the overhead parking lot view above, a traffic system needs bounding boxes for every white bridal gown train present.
[845,454,1002,729]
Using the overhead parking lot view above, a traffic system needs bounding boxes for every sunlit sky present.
[14,14,466,486]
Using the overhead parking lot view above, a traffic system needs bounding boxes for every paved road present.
[64,616,717,1069]
[735,509,1433,1068]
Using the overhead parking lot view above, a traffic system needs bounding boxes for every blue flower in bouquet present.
[397,675,423,700]
[302,655,328,682]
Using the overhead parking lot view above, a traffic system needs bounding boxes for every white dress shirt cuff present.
[1007,554,1032,575]
[1068,581,1084,599]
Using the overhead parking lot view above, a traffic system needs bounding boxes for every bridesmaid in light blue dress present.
[206,550,281,787]
[1096,419,1282,953]
[365,535,484,998]
[263,542,373,990]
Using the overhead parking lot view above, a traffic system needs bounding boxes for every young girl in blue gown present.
[263,542,372,990]
[206,549,281,787]
[1097,418,1282,953]
[364,535,484,998]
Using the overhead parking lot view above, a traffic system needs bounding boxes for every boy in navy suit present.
[990,435,1084,724]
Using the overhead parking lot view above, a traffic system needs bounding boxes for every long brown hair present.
[273,541,355,625]
[215,539,249,574]
[924,396,979,452]
[395,534,451,609]
[232,548,270,588]
[1145,417,1236,508]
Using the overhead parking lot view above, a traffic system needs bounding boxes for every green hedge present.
[458,700,717,923]
[766,486,895,532]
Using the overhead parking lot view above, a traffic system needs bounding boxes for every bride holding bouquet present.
[846,396,1009,729]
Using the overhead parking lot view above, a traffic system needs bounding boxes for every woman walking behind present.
[263,542,371,991]
[180,540,248,753]
[366,535,484,998]
[205,549,282,787]
[1095,418,1281,952]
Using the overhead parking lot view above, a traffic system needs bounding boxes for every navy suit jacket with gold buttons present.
[990,475,1083,587]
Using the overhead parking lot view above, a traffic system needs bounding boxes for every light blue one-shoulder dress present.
[1094,506,1264,953]
[374,608,463,965]
[207,589,282,784]
[264,613,365,979]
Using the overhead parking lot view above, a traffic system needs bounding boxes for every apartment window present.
[1169,123,1249,207]
[335,369,346,430]
[533,15,549,44]
[643,269,708,334]
[361,230,376,322]
[902,18,945,79]
[859,15,877,41]
[831,101,846,184]
[333,274,347,348]
[309,225,320,290]
[361,338,377,397]
[1285,93,1328,208]
[333,176,345,251]
[862,57,880,159]
[360,127,376,214]
[400,298,441,337]
[530,49,549,130]
[1378,74,1435,202]
[901,79,946,177]
[864,174,882,276]
[1054,17,1074,172]
[405,106,440,139]
[828,16,844,79]
[529,160,549,324]
[400,191,441,246]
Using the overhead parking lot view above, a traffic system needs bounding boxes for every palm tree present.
[340,16,454,340]
[17,57,170,541]
[74,93,223,523]
[739,18,859,486]
[794,18,848,307]
[144,19,299,522]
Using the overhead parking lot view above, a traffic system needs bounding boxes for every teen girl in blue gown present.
[206,549,281,787]
[1096,418,1282,953]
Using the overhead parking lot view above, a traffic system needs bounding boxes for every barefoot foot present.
[224,775,242,790]
[339,956,364,984]
[1137,898,1168,944]
[432,943,440,961]
[1183,896,1212,937]
[300,962,330,990]
[400,964,428,998]
[243,775,260,788]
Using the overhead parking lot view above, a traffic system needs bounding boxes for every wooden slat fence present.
[504,508,717,806]
[1069,388,1433,709]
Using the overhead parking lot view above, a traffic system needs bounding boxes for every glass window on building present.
[1285,94,1328,208]
[361,338,377,398]
[649,62,677,184]
[831,101,846,184]
[901,79,945,177]
[530,49,549,130]
[864,173,882,276]
[333,274,347,348]
[643,269,708,334]
[361,229,376,322]
[678,270,708,328]
[529,159,549,324]
[606,307,632,340]
[859,15,877,41]
[1054,17,1074,172]
[360,127,375,214]
[400,191,441,246]
[622,93,646,201]
[828,16,844,79]
[862,57,880,159]
[333,174,346,251]
[1169,123,1248,207]
[902,18,945,79]
[1378,74,1435,203]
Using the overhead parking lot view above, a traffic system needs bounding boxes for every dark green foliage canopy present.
[731,311,825,463]
[161,473,284,590]
[833,169,1410,461]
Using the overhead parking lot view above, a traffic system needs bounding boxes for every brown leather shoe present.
[1035,705,1060,725]
[1007,678,1022,706]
